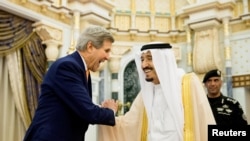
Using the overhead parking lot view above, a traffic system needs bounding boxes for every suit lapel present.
[70,51,92,98]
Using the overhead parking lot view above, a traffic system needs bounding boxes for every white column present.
[61,0,68,7]
[223,17,233,97]
[43,40,61,62]
[243,0,249,14]
[67,10,81,54]
[109,56,122,97]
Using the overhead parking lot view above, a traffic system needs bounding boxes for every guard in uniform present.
[203,69,248,126]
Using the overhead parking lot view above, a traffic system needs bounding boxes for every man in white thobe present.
[99,42,216,141]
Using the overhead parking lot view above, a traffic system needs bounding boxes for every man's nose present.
[105,53,110,60]
[141,61,149,68]
[211,80,216,85]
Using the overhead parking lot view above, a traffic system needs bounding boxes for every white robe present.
[148,84,178,141]
[97,73,216,141]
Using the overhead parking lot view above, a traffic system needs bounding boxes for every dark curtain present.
[0,10,47,118]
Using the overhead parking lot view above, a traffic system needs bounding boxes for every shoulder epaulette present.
[225,97,237,104]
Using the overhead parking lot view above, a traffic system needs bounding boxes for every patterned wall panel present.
[231,38,250,75]
[115,15,131,30]
[135,16,150,31]
[155,17,170,32]
[176,17,185,31]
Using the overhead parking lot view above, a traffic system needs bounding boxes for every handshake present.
[101,99,119,115]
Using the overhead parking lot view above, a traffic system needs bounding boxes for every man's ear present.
[86,41,93,52]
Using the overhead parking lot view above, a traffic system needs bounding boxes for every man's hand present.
[101,99,119,115]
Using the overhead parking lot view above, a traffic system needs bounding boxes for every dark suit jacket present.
[23,51,115,141]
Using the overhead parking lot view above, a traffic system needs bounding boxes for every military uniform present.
[208,94,248,126]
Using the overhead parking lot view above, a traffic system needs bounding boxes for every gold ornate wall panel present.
[231,21,250,33]
[113,0,186,33]
[231,37,250,75]
[192,28,223,74]
[176,17,185,31]
[235,0,242,16]
[5,0,250,74]
[135,16,150,31]
[172,46,182,61]
[2,1,250,140]
[155,17,170,32]
[232,74,250,87]
[116,35,139,43]
[113,12,174,33]
[115,15,131,30]
[9,0,71,24]
[249,1,250,12]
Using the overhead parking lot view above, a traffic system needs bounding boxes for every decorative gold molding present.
[108,56,121,73]
[33,22,63,42]
[41,5,48,13]
[169,30,179,43]
[188,52,192,65]
[224,46,231,60]
[172,46,181,61]
[150,0,155,15]
[245,19,250,26]
[170,0,175,16]
[10,0,71,24]
[131,0,135,14]
[130,33,135,40]
[189,19,221,31]
[223,18,230,36]
[21,0,27,4]
[108,45,131,73]
[149,30,157,41]
[111,45,131,56]
[186,27,191,43]
[232,74,250,87]
[67,38,76,55]
[182,0,235,14]
[33,22,62,61]
[129,29,138,40]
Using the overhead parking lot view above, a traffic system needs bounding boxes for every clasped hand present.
[101,99,119,115]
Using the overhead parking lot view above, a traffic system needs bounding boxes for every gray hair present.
[75,25,114,51]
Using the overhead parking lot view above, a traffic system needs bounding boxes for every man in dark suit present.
[23,25,118,141]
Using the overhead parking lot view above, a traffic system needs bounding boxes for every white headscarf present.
[134,42,184,141]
